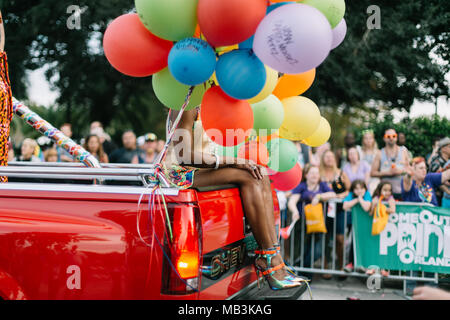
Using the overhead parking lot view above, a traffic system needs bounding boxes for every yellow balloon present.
[248,66,279,104]
[279,96,321,141]
[216,44,239,55]
[303,117,331,147]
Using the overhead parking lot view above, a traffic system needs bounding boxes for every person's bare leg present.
[193,168,287,280]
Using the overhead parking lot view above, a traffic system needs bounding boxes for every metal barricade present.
[280,199,440,294]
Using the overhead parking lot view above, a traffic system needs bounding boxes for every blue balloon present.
[239,35,254,50]
[168,37,216,86]
[266,2,291,14]
[216,49,266,100]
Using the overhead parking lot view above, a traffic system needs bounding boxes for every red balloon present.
[198,0,267,47]
[201,86,254,146]
[237,141,269,166]
[270,163,302,191]
[103,14,173,77]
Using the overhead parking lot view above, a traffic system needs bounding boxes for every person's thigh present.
[192,167,256,188]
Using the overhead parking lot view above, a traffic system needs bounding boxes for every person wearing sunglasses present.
[370,128,410,199]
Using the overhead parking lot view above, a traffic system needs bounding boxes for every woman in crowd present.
[358,129,379,193]
[15,138,41,162]
[343,147,371,187]
[342,179,372,272]
[83,134,109,163]
[319,150,350,275]
[288,164,336,272]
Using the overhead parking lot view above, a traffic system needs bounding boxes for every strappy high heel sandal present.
[254,247,302,290]
[273,244,309,283]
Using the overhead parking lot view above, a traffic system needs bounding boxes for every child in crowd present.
[371,180,396,214]
[342,180,372,272]
[366,180,396,276]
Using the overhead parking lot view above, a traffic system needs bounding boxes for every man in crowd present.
[109,130,145,164]
[371,128,410,199]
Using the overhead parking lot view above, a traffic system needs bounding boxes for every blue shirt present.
[401,173,442,206]
[343,190,372,203]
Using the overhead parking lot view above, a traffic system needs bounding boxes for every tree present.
[306,0,450,113]
[1,0,168,142]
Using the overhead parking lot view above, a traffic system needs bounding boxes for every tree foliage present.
[353,114,450,159]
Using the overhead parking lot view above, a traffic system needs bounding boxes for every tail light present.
[161,204,202,295]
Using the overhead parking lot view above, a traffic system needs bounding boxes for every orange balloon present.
[194,25,201,38]
[258,131,279,145]
[201,86,254,147]
[273,69,316,100]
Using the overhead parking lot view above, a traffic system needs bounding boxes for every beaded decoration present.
[0,52,13,183]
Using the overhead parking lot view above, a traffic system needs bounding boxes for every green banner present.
[353,203,450,274]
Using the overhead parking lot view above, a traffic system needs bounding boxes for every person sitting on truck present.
[160,108,304,290]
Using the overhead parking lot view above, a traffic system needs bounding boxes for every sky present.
[26,66,450,121]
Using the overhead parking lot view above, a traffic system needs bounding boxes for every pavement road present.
[302,274,408,300]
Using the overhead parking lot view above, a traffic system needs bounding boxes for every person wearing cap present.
[429,137,450,173]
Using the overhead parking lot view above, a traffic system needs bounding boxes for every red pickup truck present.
[0,163,306,300]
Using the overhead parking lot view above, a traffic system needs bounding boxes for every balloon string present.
[154,86,195,167]
[137,86,198,292]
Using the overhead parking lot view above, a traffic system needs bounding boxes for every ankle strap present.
[254,248,277,256]
[261,262,285,276]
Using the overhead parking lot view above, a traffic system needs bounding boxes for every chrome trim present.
[0,182,180,196]
[0,165,154,183]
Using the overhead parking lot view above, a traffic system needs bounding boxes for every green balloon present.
[215,142,241,159]
[266,138,298,173]
[251,94,284,137]
[135,0,198,41]
[153,68,206,110]
[301,0,346,28]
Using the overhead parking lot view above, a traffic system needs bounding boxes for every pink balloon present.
[270,162,302,191]
[253,3,332,74]
[331,19,347,50]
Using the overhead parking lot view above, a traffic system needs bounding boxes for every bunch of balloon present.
[101,0,347,192]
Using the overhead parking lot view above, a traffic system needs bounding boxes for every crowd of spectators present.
[278,129,450,282]
[7,121,166,166]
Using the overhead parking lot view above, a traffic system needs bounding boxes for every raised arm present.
[442,168,450,184]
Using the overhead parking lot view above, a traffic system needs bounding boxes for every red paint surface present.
[0,185,279,300]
